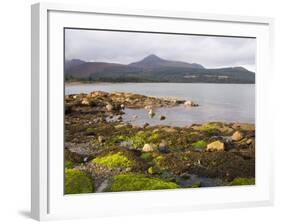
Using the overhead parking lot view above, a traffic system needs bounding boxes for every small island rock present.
[184,100,199,107]
[160,115,166,120]
[143,122,150,128]
[148,109,155,118]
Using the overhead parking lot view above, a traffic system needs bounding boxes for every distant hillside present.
[65,55,255,83]
[65,61,126,80]
[65,59,85,71]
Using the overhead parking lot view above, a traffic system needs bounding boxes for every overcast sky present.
[65,29,256,72]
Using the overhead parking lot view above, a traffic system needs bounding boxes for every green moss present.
[115,131,159,149]
[148,132,159,142]
[130,133,147,148]
[201,123,219,132]
[106,173,179,192]
[64,169,93,194]
[140,152,153,161]
[148,167,154,174]
[153,155,164,169]
[92,152,132,169]
[230,177,255,186]
[111,135,126,144]
[64,160,74,169]
[185,132,201,142]
[190,183,201,188]
[130,131,153,148]
[86,127,96,135]
[192,140,207,149]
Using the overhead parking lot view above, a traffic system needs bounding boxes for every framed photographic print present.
[31,2,274,221]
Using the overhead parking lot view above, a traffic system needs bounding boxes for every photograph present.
[64,28,256,194]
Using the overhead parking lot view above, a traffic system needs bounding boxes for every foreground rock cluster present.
[64,91,255,194]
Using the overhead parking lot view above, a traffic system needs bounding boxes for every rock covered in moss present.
[106,173,179,192]
[140,152,153,161]
[230,177,255,186]
[92,152,132,169]
[64,161,74,169]
[192,140,207,149]
[65,168,93,194]
[153,155,164,170]
[148,167,154,174]
[206,140,224,152]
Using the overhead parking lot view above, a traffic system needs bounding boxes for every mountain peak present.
[129,54,204,69]
[142,54,164,62]
[145,54,162,58]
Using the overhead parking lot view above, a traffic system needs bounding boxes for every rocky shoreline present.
[64,91,255,194]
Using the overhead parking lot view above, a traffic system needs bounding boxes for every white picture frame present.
[31,2,274,221]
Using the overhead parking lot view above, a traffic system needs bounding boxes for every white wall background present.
[0,0,280,223]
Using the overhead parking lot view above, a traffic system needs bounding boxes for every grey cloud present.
[65,29,256,71]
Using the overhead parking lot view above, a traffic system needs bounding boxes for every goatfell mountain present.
[129,54,204,69]
[65,54,255,83]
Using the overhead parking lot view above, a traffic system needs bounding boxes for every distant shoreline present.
[65,81,256,86]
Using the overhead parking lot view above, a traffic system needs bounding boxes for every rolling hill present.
[65,54,255,83]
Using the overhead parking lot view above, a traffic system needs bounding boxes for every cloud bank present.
[65,29,256,72]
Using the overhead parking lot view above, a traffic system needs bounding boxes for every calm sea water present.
[65,83,255,127]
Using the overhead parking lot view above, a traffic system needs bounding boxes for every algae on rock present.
[106,173,179,192]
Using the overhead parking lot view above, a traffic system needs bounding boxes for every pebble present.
[160,115,166,120]
[98,136,105,143]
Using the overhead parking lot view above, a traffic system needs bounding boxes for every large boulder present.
[142,144,155,152]
[207,141,224,152]
[231,131,243,141]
